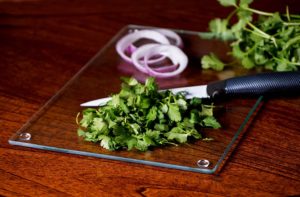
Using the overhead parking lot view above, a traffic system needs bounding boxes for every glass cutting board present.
[9,25,263,174]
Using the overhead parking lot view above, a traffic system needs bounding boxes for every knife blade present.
[80,71,300,107]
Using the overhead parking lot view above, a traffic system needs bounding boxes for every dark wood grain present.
[1,0,300,196]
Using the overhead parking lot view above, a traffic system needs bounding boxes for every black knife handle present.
[207,71,300,98]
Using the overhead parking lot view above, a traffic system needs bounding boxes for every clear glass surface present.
[9,25,263,174]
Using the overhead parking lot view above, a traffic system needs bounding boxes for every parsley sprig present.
[201,0,300,71]
[77,77,220,151]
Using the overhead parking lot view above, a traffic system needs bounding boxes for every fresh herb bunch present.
[77,77,220,151]
[201,0,300,71]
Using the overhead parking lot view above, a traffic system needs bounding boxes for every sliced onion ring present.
[152,28,183,47]
[124,28,183,58]
[116,30,170,63]
[131,44,188,78]
[152,64,178,72]
[130,44,160,73]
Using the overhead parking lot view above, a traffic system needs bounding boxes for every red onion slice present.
[116,30,170,63]
[131,44,188,78]
[130,44,158,73]
[152,28,183,47]
[125,29,182,53]
[125,44,166,65]
[125,44,137,54]
[152,64,178,72]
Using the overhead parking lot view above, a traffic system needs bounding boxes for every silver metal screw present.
[197,159,210,168]
[19,133,31,141]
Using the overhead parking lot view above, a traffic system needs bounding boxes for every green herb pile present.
[201,0,300,71]
[77,77,220,151]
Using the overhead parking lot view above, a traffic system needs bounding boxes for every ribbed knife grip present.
[225,71,300,96]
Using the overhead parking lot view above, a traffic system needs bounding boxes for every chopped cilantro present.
[77,77,221,151]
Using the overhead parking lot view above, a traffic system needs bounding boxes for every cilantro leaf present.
[239,0,253,7]
[168,103,182,122]
[217,0,236,7]
[91,118,108,134]
[77,128,86,137]
[241,56,255,69]
[146,106,157,123]
[164,127,189,143]
[98,135,114,150]
[146,129,161,141]
[177,98,188,110]
[202,116,221,129]
[121,77,138,86]
[201,53,225,71]
[145,77,157,92]
[209,18,235,40]
[80,108,96,127]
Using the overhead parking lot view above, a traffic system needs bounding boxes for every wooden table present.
[1,0,299,196]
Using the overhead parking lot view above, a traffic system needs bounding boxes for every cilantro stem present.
[244,27,269,39]
[273,56,300,66]
[247,22,278,48]
[223,59,239,66]
[76,112,80,125]
[288,14,300,19]
[164,141,178,146]
[283,35,300,50]
[226,9,238,22]
[231,36,259,57]
[243,7,274,17]
[243,6,300,19]
[286,6,291,22]
[247,22,271,38]
[283,22,300,26]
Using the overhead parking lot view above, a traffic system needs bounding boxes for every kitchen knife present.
[80,71,300,107]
